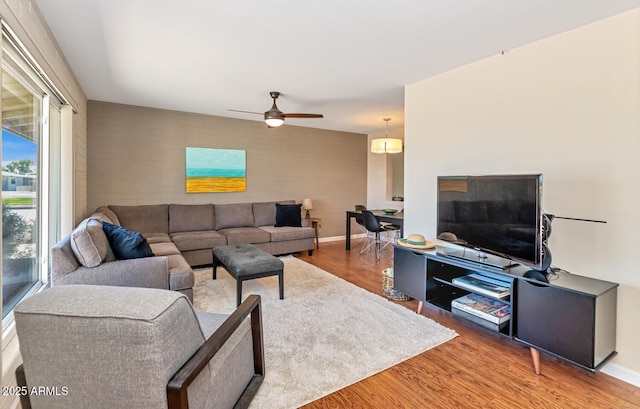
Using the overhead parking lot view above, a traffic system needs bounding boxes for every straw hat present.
[398,233,435,249]
[437,232,468,245]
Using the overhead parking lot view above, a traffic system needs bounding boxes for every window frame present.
[1,21,67,340]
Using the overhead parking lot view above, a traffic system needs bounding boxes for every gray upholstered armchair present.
[14,285,264,409]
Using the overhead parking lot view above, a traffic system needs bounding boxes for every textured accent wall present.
[87,101,367,238]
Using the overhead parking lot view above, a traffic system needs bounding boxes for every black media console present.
[393,245,618,373]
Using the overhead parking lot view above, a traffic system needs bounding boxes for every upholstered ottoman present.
[213,244,284,306]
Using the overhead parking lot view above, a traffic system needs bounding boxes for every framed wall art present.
[186,147,247,193]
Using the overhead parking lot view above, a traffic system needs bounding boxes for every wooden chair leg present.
[15,364,32,409]
[530,347,541,375]
[417,301,424,314]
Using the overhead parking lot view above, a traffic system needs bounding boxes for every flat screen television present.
[437,174,543,270]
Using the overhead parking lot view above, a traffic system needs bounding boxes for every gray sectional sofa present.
[51,201,315,301]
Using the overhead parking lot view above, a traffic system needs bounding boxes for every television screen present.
[437,174,543,269]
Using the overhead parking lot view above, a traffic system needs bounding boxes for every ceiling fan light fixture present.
[264,109,285,127]
[265,117,284,127]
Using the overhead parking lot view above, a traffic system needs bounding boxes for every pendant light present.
[371,118,402,154]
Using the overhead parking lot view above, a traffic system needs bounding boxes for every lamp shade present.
[371,138,403,154]
[301,198,313,210]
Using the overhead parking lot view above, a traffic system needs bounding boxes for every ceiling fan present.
[229,91,323,128]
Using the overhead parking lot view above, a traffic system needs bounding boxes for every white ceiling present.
[35,1,639,134]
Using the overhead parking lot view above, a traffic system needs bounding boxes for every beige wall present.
[405,9,640,384]
[1,0,88,405]
[87,101,367,238]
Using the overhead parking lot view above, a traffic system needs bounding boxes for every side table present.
[306,217,321,249]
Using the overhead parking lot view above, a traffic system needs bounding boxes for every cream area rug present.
[192,256,458,409]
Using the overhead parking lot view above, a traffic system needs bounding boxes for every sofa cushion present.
[89,211,115,226]
[149,241,181,257]
[274,203,302,227]
[94,206,120,225]
[102,222,155,260]
[109,204,169,234]
[252,202,277,227]
[70,218,112,268]
[217,227,270,245]
[259,226,315,243]
[169,204,215,233]
[170,230,228,252]
[143,232,172,244]
[214,203,254,230]
[194,312,229,339]
[252,200,296,227]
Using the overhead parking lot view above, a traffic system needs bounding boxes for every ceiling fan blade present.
[282,113,324,119]
[227,109,262,115]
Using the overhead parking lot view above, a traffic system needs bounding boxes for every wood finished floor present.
[295,240,640,409]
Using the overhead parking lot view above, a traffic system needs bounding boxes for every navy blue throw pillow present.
[274,203,302,227]
[101,221,154,260]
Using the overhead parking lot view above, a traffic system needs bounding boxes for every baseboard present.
[320,234,400,244]
[319,235,364,243]
[601,363,640,387]
[319,234,396,244]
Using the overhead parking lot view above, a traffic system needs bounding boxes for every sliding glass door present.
[1,25,65,320]
[1,67,41,316]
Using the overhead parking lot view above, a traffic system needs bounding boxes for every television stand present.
[394,245,618,373]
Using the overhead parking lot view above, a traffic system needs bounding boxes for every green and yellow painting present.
[186,147,247,193]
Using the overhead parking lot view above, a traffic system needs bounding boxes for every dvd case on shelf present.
[451,307,508,332]
[451,293,511,324]
[452,273,510,299]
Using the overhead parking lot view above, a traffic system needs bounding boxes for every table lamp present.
[301,199,313,219]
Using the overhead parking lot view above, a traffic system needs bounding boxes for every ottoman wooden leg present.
[278,270,284,300]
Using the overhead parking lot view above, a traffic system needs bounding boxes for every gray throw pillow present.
[70,218,111,267]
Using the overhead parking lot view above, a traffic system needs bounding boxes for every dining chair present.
[361,210,397,261]
[354,205,373,251]
[380,208,402,245]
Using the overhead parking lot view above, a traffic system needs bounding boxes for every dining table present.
[345,210,404,250]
